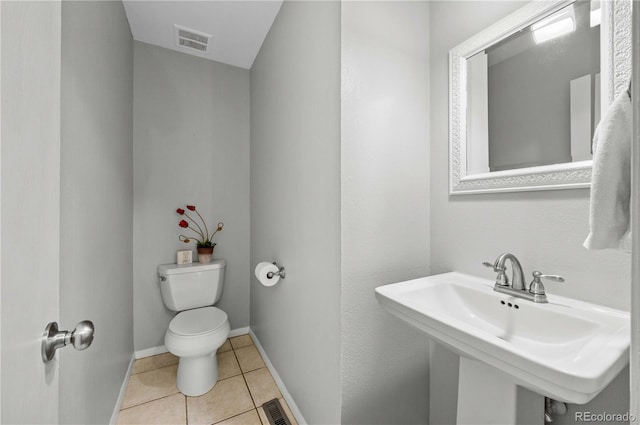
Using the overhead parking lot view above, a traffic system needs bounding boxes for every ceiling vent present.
[174,25,211,53]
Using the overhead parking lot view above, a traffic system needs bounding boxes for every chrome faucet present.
[483,253,564,303]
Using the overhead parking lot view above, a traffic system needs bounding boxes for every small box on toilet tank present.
[176,249,192,265]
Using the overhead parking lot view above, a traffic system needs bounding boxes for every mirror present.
[467,1,600,174]
[449,0,632,194]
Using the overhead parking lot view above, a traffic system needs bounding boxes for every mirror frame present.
[449,0,632,195]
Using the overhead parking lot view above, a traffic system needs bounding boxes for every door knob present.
[41,320,95,363]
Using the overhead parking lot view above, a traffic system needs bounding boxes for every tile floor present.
[117,334,298,425]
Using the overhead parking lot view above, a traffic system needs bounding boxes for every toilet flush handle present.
[41,320,95,363]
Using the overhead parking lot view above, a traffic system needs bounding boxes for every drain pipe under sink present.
[545,397,568,422]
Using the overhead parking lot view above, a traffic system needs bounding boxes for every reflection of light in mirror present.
[532,13,575,44]
[590,1,601,28]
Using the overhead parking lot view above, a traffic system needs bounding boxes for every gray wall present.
[133,41,250,351]
[250,1,342,423]
[340,2,431,424]
[429,2,631,423]
[59,2,133,423]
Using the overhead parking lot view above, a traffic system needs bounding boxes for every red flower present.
[175,205,224,248]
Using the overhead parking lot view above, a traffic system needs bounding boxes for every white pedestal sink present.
[375,272,629,422]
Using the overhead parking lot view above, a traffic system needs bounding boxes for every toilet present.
[158,260,230,396]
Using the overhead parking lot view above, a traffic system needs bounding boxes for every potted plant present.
[176,205,224,264]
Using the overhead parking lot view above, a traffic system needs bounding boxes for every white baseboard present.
[133,327,251,360]
[135,345,168,359]
[229,326,250,338]
[110,353,135,424]
[250,328,307,425]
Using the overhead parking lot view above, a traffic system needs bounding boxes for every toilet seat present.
[165,306,230,360]
[169,306,227,336]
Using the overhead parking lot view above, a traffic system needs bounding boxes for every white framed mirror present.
[449,0,632,195]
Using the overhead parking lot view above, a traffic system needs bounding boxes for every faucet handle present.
[529,271,564,296]
[483,262,509,287]
[532,271,565,283]
[482,261,505,272]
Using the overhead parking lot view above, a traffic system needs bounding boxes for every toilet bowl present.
[158,260,229,396]
[165,306,230,396]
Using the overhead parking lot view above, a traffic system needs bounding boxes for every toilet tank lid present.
[158,260,225,275]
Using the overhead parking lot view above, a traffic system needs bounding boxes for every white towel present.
[583,89,632,251]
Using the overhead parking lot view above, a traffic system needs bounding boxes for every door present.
[631,1,640,417]
[1,1,62,423]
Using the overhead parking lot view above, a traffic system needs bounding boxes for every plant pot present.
[197,246,214,264]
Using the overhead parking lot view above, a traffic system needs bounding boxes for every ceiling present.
[122,1,283,69]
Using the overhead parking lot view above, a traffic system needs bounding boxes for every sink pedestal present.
[457,357,544,425]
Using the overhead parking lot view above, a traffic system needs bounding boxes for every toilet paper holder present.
[267,262,286,279]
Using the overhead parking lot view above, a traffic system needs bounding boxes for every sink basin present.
[375,272,630,404]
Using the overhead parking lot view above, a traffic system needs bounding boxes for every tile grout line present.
[238,374,267,424]
[130,353,179,376]
[204,338,262,425]
[232,336,272,425]
[216,407,260,425]
[211,408,264,425]
[119,358,183,416]
[119,363,181,411]
[205,338,251,425]
[230,337,273,424]
[184,393,189,425]
[130,362,179,376]
[223,340,256,423]
[232,343,259,410]
[257,408,266,425]
[119,391,181,412]
[233,342,273,425]
[130,362,179,377]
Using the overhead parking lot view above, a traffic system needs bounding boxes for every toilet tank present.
[158,260,226,311]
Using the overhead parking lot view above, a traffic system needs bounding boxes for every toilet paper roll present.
[255,262,280,287]
[254,261,272,278]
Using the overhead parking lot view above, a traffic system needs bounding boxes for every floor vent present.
[262,399,292,425]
